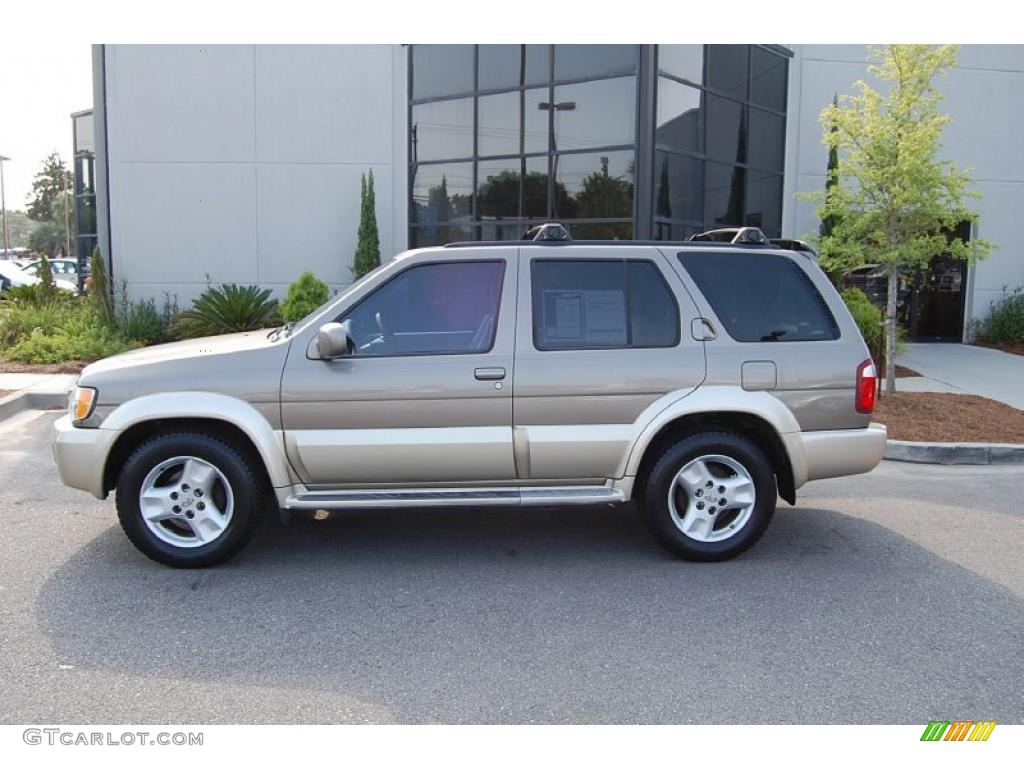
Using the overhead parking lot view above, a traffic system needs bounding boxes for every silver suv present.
[53,229,886,567]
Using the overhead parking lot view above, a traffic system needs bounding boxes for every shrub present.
[280,271,329,323]
[5,325,135,364]
[36,255,58,301]
[842,288,884,364]
[170,283,280,338]
[89,246,114,325]
[978,286,1024,343]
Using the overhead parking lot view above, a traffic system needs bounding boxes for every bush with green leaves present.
[89,246,114,324]
[5,323,136,364]
[978,286,1024,343]
[280,271,329,323]
[842,288,885,364]
[170,283,280,338]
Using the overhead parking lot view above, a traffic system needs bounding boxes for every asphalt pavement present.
[1,409,1022,724]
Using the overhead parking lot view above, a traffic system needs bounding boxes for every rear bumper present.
[52,415,115,499]
[786,422,888,488]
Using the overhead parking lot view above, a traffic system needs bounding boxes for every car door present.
[281,248,517,488]
[512,245,706,481]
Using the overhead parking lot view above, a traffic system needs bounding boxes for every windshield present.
[283,258,398,336]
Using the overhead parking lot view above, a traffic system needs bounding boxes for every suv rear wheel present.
[641,431,776,561]
[115,432,265,568]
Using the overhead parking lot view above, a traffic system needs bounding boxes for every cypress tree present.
[353,169,381,280]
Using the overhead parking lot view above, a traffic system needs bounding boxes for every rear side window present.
[678,251,839,342]
[531,259,680,350]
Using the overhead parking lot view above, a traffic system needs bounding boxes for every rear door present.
[512,246,705,481]
[281,248,518,487]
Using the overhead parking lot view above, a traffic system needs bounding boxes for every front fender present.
[100,392,292,488]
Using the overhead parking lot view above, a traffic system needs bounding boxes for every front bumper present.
[52,415,116,499]
[785,422,888,488]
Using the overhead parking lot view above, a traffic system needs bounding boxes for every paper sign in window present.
[542,289,627,346]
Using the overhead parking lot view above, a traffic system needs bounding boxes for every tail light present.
[856,359,877,414]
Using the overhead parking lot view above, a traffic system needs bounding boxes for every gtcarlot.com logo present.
[920,721,997,742]
[23,729,203,746]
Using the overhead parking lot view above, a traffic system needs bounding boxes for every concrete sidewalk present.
[0,373,77,421]
[897,343,1024,409]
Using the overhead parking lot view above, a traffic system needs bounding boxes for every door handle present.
[474,367,506,381]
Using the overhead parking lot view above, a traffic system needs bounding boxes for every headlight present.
[69,386,97,423]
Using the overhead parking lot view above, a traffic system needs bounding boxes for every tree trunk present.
[884,262,899,395]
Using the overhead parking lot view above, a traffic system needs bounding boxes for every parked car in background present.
[21,258,88,291]
[0,260,42,290]
[53,223,886,568]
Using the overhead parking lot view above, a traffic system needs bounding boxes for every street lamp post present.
[0,155,9,256]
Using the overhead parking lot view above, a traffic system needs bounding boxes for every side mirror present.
[316,322,352,360]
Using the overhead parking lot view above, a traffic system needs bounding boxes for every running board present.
[283,486,625,510]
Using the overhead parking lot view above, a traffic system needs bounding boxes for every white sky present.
[0,44,94,213]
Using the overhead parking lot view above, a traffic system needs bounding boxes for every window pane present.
[567,221,633,240]
[655,152,703,222]
[553,150,634,219]
[408,224,472,248]
[342,261,505,356]
[748,107,784,171]
[554,45,638,82]
[656,77,702,154]
[411,162,473,225]
[705,95,745,163]
[658,45,703,84]
[750,47,787,112]
[706,44,749,100]
[679,252,839,342]
[627,261,680,347]
[478,221,537,241]
[744,171,783,236]
[478,45,548,90]
[412,45,475,100]
[478,88,548,157]
[478,156,548,221]
[411,98,473,161]
[705,161,744,227]
[552,77,636,152]
[654,221,702,241]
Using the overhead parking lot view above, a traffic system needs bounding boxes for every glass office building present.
[408,44,789,246]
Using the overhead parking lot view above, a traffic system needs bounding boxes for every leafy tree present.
[281,270,330,322]
[27,153,73,223]
[809,45,990,393]
[353,170,381,280]
[820,95,841,242]
[27,220,66,257]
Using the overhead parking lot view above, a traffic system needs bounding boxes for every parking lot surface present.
[1,410,1022,724]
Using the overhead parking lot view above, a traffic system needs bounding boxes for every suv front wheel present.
[641,431,776,561]
[115,432,265,568]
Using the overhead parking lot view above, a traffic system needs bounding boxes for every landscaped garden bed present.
[874,392,1024,443]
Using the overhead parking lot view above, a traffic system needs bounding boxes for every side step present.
[284,486,625,510]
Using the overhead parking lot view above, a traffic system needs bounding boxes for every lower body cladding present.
[281,485,626,510]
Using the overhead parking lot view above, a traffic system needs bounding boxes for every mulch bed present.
[972,341,1024,357]
[874,392,1024,443]
[0,360,86,374]
[894,365,920,378]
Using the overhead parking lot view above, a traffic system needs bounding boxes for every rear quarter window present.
[679,251,839,342]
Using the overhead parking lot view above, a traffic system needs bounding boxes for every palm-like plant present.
[170,283,280,338]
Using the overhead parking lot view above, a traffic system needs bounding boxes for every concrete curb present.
[0,391,68,423]
[885,440,1024,465]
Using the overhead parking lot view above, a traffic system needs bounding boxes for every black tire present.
[640,431,776,562]
[115,431,266,568]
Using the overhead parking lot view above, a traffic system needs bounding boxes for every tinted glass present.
[412,45,474,100]
[568,221,633,240]
[411,99,473,161]
[553,45,638,82]
[531,259,678,349]
[656,77,702,154]
[553,150,634,220]
[477,156,549,221]
[706,45,749,99]
[748,107,784,171]
[658,45,703,84]
[408,224,472,248]
[478,88,548,157]
[411,162,473,225]
[655,151,703,222]
[553,77,636,152]
[679,252,839,342]
[704,161,744,227]
[750,47,787,112]
[477,45,549,90]
[705,95,745,163]
[654,220,701,241]
[341,261,505,356]
[744,171,783,235]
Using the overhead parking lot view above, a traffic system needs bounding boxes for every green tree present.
[353,169,381,280]
[89,246,114,326]
[27,153,73,223]
[27,220,66,256]
[809,45,989,393]
[36,255,57,301]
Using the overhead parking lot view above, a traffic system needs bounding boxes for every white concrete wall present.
[785,44,1024,327]
[103,44,407,304]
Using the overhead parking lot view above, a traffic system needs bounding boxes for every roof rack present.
[688,226,771,245]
